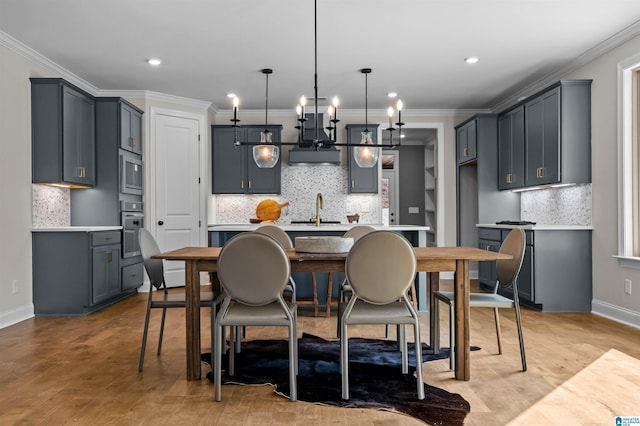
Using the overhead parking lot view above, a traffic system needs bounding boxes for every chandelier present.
[231,0,404,168]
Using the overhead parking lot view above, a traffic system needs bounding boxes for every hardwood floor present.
[1,284,639,425]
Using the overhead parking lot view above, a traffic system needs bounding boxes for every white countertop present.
[32,226,123,232]
[477,223,593,231]
[208,224,430,232]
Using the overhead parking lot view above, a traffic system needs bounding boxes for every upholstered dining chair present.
[214,232,298,402]
[336,225,376,336]
[137,228,218,372]
[255,224,297,303]
[433,227,527,371]
[340,230,424,400]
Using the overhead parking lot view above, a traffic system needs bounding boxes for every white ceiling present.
[2,0,640,112]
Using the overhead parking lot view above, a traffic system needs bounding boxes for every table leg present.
[311,272,319,317]
[454,259,470,381]
[185,260,202,381]
[428,272,440,352]
[326,272,333,317]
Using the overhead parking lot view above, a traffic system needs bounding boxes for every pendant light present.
[353,68,379,168]
[253,68,279,168]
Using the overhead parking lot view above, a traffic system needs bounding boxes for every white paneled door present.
[154,113,201,287]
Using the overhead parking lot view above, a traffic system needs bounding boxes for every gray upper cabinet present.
[120,102,142,155]
[31,78,95,187]
[347,124,379,193]
[456,120,477,165]
[212,125,282,194]
[498,105,525,190]
[524,80,591,187]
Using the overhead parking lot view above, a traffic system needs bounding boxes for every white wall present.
[564,34,640,325]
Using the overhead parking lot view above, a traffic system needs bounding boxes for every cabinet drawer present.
[122,262,144,291]
[92,231,121,246]
[478,228,502,241]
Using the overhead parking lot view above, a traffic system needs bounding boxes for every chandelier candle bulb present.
[232,97,239,122]
[388,106,394,128]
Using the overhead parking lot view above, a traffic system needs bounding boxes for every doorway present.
[382,151,400,225]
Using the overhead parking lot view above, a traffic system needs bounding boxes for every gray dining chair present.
[340,230,424,400]
[433,227,527,371]
[255,224,297,303]
[213,232,298,402]
[137,228,219,372]
[336,225,376,336]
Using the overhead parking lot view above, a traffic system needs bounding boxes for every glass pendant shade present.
[353,131,379,168]
[253,130,279,168]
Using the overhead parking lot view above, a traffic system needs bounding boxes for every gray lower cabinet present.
[212,125,282,194]
[31,78,96,187]
[347,124,379,193]
[477,226,591,312]
[33,230,136,315]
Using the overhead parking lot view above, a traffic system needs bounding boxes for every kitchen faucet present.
[315,193,323,227]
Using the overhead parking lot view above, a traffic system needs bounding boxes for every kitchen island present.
[208,223,430,311]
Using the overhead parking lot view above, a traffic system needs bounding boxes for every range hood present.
[288,113,341,165]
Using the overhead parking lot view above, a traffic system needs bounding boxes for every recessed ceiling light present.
[464,56,479,64]
[387,92,397,98]
[226,93,237,99]
[147,58,162,66]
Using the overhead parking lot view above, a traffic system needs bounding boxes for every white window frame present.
[616,52,640,269]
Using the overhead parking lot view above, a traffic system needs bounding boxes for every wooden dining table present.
[153,246,510,382]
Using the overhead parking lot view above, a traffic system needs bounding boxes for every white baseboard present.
[0,303,34,329]
[592,299,640,329]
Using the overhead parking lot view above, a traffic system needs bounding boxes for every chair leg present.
[157,307,167,356]
[399,324,408,374]
[340,320,349,400]
[229,327,236,376]
[214,323,223,401]
[513,303,527,371]
[413,322,425,400]
[288,322,297,402]
[138,304,153,372]
[493,307,503,355]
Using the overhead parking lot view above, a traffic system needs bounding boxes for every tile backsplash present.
[521,183,592,225]
[213,165,380,224]
[32,184,70,227]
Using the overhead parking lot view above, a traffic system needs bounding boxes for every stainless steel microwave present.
[120,152,142,195]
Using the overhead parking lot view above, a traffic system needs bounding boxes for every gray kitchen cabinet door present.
[347,124,379,193]
[92,244,121,305]
[456,120,477,165]
[120,102,143,155]
[212,125,281,194]
[31,78,96,187]
[525,87,560,186]
[212,126,246,193]
[498,106,525,190]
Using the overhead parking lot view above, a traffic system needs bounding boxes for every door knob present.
[158,220,164,226]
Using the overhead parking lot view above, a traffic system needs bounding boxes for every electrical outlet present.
[625,279,632,295]
[12,280,19,294]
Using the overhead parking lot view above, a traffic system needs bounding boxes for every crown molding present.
[491,19,640,112]
[1,29,212,111]
[0,29,100,96]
